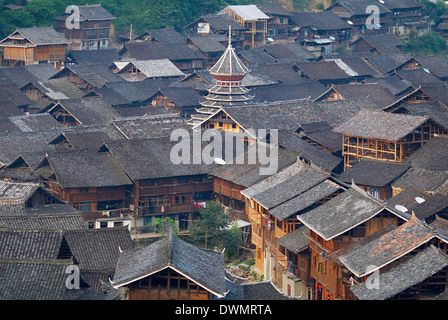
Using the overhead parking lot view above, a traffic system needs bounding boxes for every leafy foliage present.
[403,31,447,56]
[0,0,266,39]
[186,202,242,259]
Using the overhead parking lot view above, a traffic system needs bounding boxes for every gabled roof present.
[241,161,330,210]
[255,3,292,17]
[64,227,135,272]
[55,4,116,21]
[118,59,185,79]
[297,185,401,241]
[339,214,442,277]
[350,244,448,300]
[52,63,123,88]
[0,258,76,300]
[0,213,87,230]
[329,0,391,16]
[111,231,227,297]
[337,158,410,187]
[0,228,64,260]
[119,42,205,61]
[220,5,269,21]
[184,14,247,32]
[38,150,132,189]
[135,27,186,43]
[24,78,85,100]
[333,109,429,141]
[0,27,69,46]
[0,64,58,89]
[67,49,120,66]
[289,11,351,31]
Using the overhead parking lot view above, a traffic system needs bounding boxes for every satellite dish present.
[347,20,353,25]
[379,0,385,4]
[415,197,425,204]
[214,158,226,165]
[395,205,408,213]
[423,68,430,73]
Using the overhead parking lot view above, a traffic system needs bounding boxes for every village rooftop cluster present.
[1,0,448,301]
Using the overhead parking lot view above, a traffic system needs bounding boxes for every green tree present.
[404,31,447,55]
[151,216,178,236]
[187,202,241,259]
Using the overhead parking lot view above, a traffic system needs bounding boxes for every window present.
[279,18,284,24]
[318,262,326,274]
[100,221,108,228]
[74,202,91,212]
[114,221,123,227]
[77,187,89,193]
[266,29,275,36]
[143,216,151,226]
[90,29,96,35]
[369,188,380,199]
[101,29,107,34]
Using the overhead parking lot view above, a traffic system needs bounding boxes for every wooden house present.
[334,214,448,300]
[351,33,404,55]
[313,83,398,109]
[326,0,392,37]
[134,27,186,43]
[334,109,448,170]
[21,78,86,103]
[184,14,247,50]
[115,59,184,82]
[255,3,292,42]
[143,87,203,117]
[100,137,215,234]
[218,5,269,49]
[0,27,68,69]
[49,63,123,93]
[54,4,116,51]
[296,185,410,300]
[118,42,205,73]
[186,35,226,69]
[241,159,345,297]
[382,0,429,39]
[436,13,448,40]
[289,11,351,53]
[111,231,227,300]
[33,150,133,228]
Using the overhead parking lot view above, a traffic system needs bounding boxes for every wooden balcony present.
[69,189,126,202]
[139,182,213,196]
[140,203,197,216]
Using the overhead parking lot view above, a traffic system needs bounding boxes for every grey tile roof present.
[337,158,409,187]
[297,186,388,241]
[276,225,310,254]
[104,136,217,181]
[392,167,448,192]
[29,78,86,100]
[111,232,227,297]
[55,4,116,21]
[269,179,343,220]
[338,215,435,277]
[15,27,69,45]
[289,11,351,31]
[241,161,330,210]
[401,100,448,130]
[111,114,190,140]
[403,136,448,171]
[0,258,75,300]
[64,227,135,272]
[40,150,132,188]
[120,42,205,62]
[0,228,63,260]
[0,213,88,230]
[185,14,247,32]
[350,245,448,300]
[334,109,429,141]
[67,49,120,66]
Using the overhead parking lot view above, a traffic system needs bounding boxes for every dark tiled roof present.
[339,215,434,277]
[16,27,69,45]
[350,245,448,300]
[276,225,310,254]
[120,42,205,61]
[185,14,247,32]
[0,228,63,260]
[64,227,135,272]
[67,49,120,66]
[289,11,351,31]
[0,213,87,230]
[256,3,292,16]
[42,150,132,188]
[137,27,186,43]
[55,4,116,21]
[392,167,448,192]
[0,82,33,108]
[104,136,216,181]
[337,158,409,187]
[297,186,387,241]
[0,131,54,165]
[0,258,76,300]
[334,109,429,141]
[403,136,448,171]
[111,232,227,297]
[332,0,391,15]
[395,69,443,87]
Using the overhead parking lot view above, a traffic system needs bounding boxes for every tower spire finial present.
[228,25,232,47]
